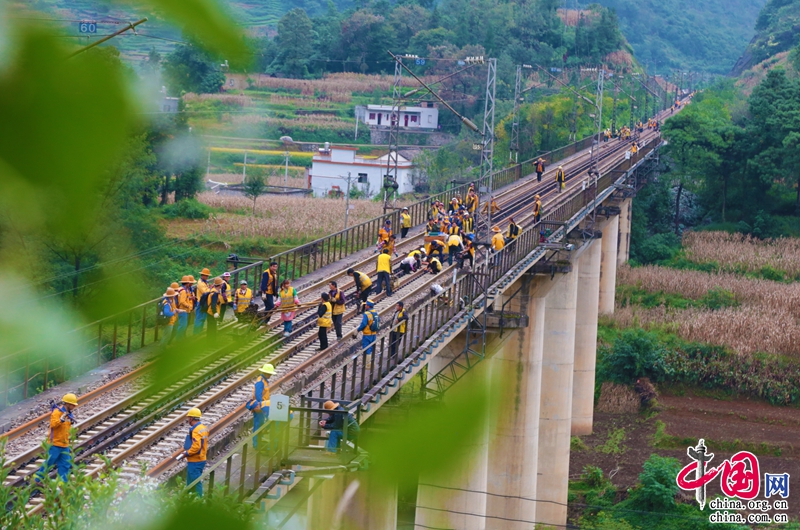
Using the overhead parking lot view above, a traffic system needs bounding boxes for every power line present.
[401,501,578,528]
[418,483,711,522]
[30,240,217,303]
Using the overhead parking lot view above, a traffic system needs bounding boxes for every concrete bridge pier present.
[306,472,397,530]
[535,262,579,526]
[484,274,554,528]
[617,199,632,266]
[571,238,602,435]
[598,215,619,315]
[416,335,489,530]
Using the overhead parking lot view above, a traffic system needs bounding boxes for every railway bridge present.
[2,109,669,529]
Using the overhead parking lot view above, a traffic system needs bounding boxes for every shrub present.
[162,198,214,220]
[636,232,680,264]
[581,465,606,488]
[599,329,669,384]
[630,454,681,511]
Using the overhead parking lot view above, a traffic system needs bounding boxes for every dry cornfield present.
[615,264,800,356]
[195,192,409,241]
[183,93,253,107]
[208,171,307,187]
[683,231,800,277]
[229,114,352,131]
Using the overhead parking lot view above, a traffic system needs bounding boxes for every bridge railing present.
[0,134,606,411]
[184,141,661,500]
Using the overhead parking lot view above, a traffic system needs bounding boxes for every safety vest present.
[507,223,520,240]
[363,310,378,336]
[379,227,391,243]
[430,205,439,219]
[448,225,460,235]
[492,232,505,251]
[377,253,392,273]
[536,161,544,172]
[556,169,565,182]
[279,287,297,311]
[462,217,474,234]
[196,278,210,301]
[401,212,411,228]
[396,309,407,334]
[184,422,209,462]
[161,297,178,326]
[534,200,542,217]
[318,301,333,328]
[49,405,72,448]
[262,269,278,295]
[409,250,422,260]
[177,287,195,312]
[220,280,231,304]
[206,289,222,316]
[447,234,462,247]
[251,376,271,411]
[427,221,439,234]
[354,271,372,289]
[430,257,442,272]
[235,288,252,313]
[330,289,345,315]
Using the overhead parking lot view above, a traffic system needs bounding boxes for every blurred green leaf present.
[121,0,249,62]
[0,26,133,240]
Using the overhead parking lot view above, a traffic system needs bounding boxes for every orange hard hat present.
[164,287,178,297]
[199,268,211,276]
[323,400,337,410]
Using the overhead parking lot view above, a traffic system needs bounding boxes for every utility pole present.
[242,151,247,180]
[590,67,604,170]
[611,74,619,136]
[283,150,289,186]
[481,57,497,231]
[510,65,521,163]
[67,18,147,58]
[344,172,353,230]
[384,54,404,215]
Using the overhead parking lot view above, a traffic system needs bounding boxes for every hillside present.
[592,0,766,74]
[730,0,800,75]
[15,0,764,73]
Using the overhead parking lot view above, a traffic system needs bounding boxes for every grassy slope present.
[731,0,800,75]
[593,0,766,74]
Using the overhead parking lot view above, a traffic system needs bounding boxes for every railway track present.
[13,120,666,514]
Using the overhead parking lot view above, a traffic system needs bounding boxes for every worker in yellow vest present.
[194,267,212,334]
[317,293,333,350]
[160,287,179,345]
[328,281,346,340]
[206,277,223,343]
[36,393,78,482]
[389,301,407,358]
[555,166,566,192]
[357,299,379,355]
[234,280,253,320]
[533,195,542,223]
[276,278,300,336]
[447,233,463,265]
[246,363,275,448]
[176,408,209,496]
[400,207,412,238]
[507,218,521,241]
[347,268,373,313]
[177,275,196,338]
[375,248,393,296]
[491,226,505,267]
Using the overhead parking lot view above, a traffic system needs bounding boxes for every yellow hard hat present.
[259,363,276,375]
[323,400,337,410]
[187,408,202,419]
[62,393,78,406]
[170,282,180,289]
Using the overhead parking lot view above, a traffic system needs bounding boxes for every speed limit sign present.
[79,22,97,33]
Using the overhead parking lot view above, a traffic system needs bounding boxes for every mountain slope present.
[730,0,800,75]
[591,0,766,74]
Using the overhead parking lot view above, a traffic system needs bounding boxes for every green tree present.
[242,169,267,215]
[162,45,224,95]
[272,8,315,77]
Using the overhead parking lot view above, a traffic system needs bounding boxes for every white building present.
[310,146,415,197]
[359,102,439,129]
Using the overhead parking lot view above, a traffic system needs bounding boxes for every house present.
[358,102,439,130]
[310,145,415,198]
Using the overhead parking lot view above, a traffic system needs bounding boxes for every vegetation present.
[572,454,748,530]
[594,0,765,75]
[732,0,800,75]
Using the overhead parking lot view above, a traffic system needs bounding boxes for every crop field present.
[176,192,409,245]
[681,230,800,278]
[614,264,800,356]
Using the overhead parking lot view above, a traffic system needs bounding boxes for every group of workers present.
[158,268,256,345]
[39,164,581,494]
